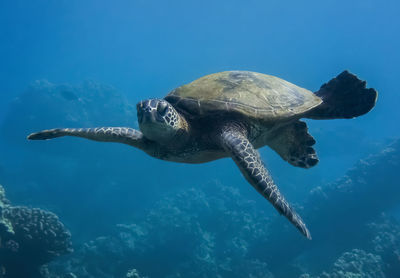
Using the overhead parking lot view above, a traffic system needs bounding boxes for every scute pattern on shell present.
[165,71,322,120]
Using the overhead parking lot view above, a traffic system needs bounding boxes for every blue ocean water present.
[1,1,399,277]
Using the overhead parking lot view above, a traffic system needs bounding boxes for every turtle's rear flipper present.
[269,121,318,169]
[306,70,377,119]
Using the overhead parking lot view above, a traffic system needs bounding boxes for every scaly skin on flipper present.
[268,120,318,169]
[220,123,311,239]
[27,127,147,149]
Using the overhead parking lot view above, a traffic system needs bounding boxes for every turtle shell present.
[164,71,322,121]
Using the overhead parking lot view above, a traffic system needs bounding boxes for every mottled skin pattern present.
[27,70,378,240]
[28,127,146,147]
[220,123,311,238]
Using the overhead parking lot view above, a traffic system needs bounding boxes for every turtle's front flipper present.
[27,127,147,149]
[220,124,311,239]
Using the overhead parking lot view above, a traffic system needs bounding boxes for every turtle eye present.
[157,101,168,116]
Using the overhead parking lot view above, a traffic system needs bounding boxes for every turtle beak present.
[137,109,155,123]
[143,111,155,122]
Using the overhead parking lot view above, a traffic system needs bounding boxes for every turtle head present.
[137,98,188,144]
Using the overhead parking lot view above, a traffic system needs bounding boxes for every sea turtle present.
[27,70,377,239]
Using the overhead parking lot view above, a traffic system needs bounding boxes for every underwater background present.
[1,0,400,277]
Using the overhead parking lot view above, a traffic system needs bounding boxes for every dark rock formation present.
[0,184,72,278]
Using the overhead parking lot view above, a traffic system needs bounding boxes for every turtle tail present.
[306,70,378,119]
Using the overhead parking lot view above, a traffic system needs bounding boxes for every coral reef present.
[46,180,400,278]
[0,184,72,278]
[263,139,400,276]
[48,182,273,278]
[137,184,274,278]
[296,215,400,278]
[0,186,13,236]
[307,139,400,232]
[46,140,400,278]
[300,249,384,278]
[368,215,400,276]
[125,269,147,278]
